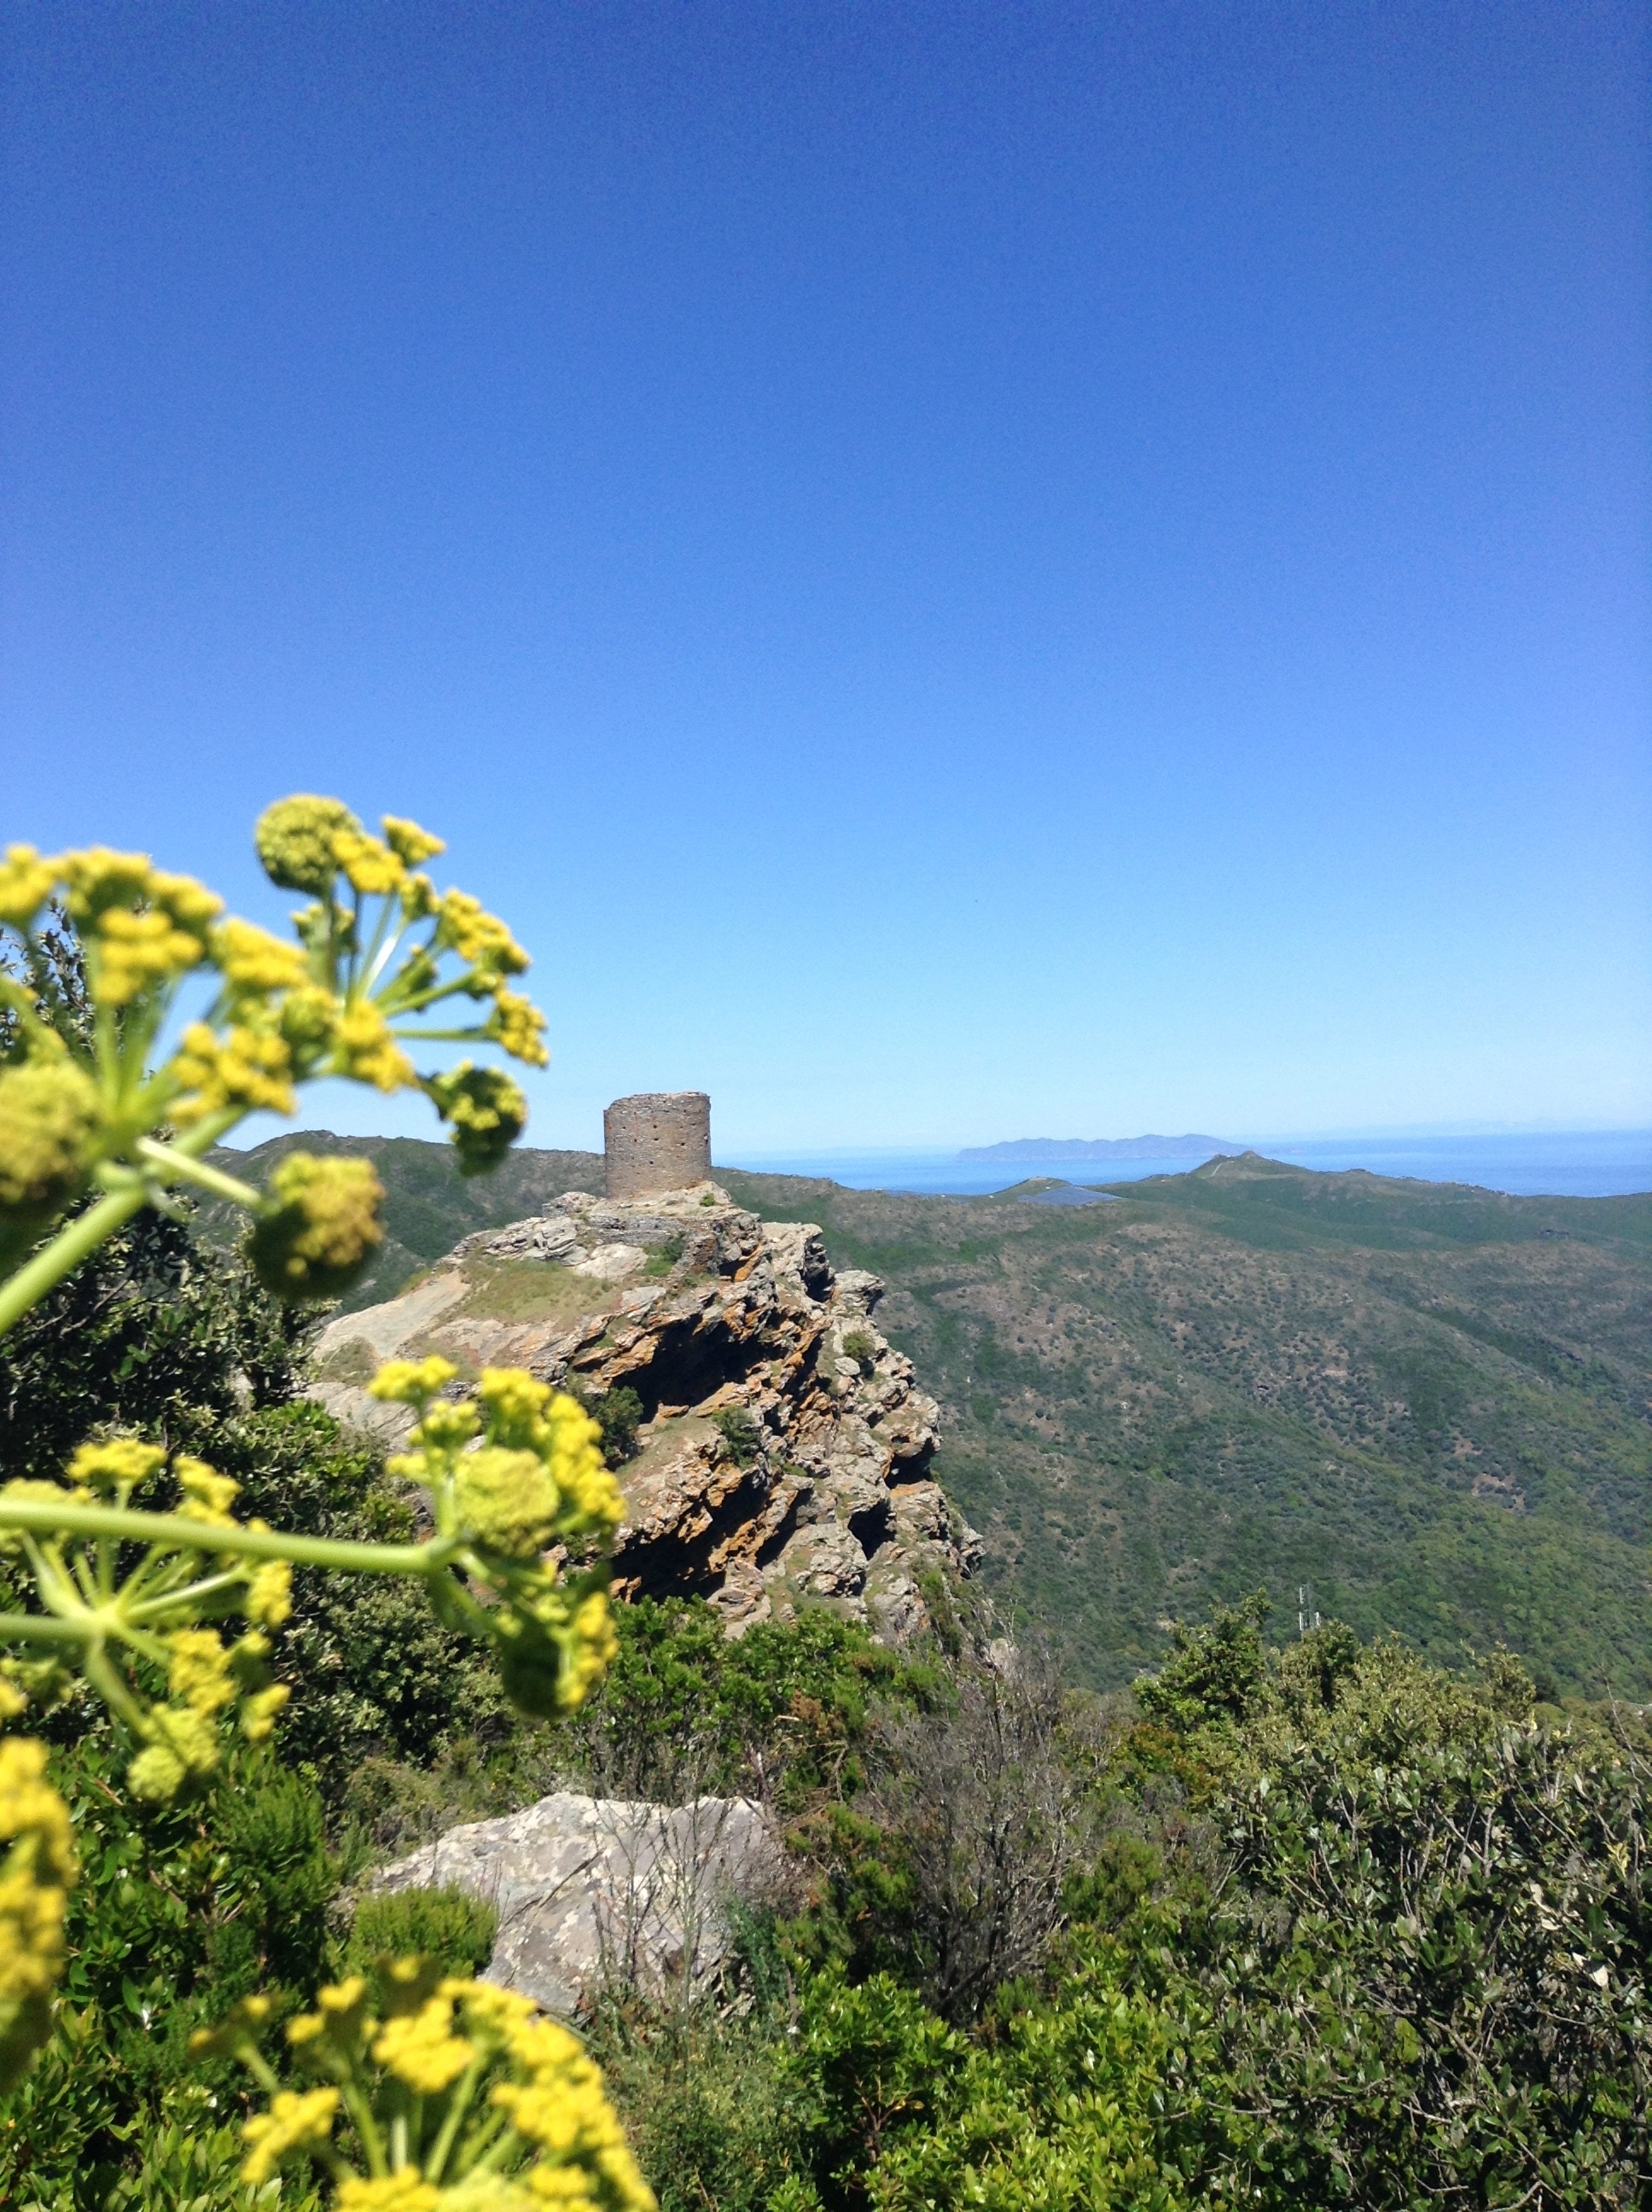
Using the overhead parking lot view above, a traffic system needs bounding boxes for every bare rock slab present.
[372,1791,781,2017]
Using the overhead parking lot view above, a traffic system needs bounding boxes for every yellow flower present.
[55,852,221,1005]
[0,1059,100,1214]
[66,1437,166,1497]
[0,846,61,931]
[254,795,362,894]
[454,1448,561,1562]
[0,1738,76,2094]
[407,1397,481,1452]
[336,2178,442,2212]
[129,1702,222,1801]
[369,1354,458,1407]
[381,816,445,866]
[212,916,311,996]
[174,1455,241,1524]
[150,869,224,938]
[240,2084,341,2185]
[426,1063,528,1175]
[488,988,550,1068]
[333,830,406,898]
[59,847,157,922]
[334,999,417,1093]
[544,1399,622,1528]
[167,1629,237,1718]
[240,1682,290,1743]
[287,1972,373,2059]
[400,872,439,923]
[246,1558,294,1627]
[449,1977,539,2047]
[372,1993,476,2094]
[445,2181,541,2211]
[169,1020,296,1125]
[478,1367,553,1445]
[492,2050,646,2176]
[279,981,341,1059]
[246,1152,384,1301]
[434,890,529,978]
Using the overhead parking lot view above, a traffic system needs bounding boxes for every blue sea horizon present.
[726,1129,1652,1201]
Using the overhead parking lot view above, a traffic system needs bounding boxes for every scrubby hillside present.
[214,1137,1652,1697]
[730,1154,1652,1698]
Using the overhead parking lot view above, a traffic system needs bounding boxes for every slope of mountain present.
[212,1136,1652,1698]
[958,1134,1243,1161]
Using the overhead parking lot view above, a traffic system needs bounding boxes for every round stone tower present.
[603,1091,713,1201]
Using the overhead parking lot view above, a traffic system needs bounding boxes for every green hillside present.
[214,1137,1652,1699]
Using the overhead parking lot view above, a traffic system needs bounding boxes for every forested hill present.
[213,1136,1652,1700]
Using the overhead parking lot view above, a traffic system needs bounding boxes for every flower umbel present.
[0,1446,298,1803]
[203,1958,654,2210]
[0,1737,76,2093]
[0,793,550,1331]
[246,1152,386,1301]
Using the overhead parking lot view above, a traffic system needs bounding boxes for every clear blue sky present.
[3,2,1647,1154]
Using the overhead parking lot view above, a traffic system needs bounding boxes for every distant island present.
[959,1133,1245,1161]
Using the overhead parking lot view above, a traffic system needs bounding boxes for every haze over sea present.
[730,1130,1652,1201]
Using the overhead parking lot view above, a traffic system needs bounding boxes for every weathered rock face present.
[313,1184,980,1638]
[372,1791,782,2017]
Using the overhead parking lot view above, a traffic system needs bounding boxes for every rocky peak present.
[313,1185,980,1640]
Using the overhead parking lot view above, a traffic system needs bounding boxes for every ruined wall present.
[604,1091,713,1200]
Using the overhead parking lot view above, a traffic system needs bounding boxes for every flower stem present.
[0,1499,462,1577]
[0,1185,149,1340]
[134,1138,264,1210]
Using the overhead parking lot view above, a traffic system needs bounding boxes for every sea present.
[727,1130,1652,1202]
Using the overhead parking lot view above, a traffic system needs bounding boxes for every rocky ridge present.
[313,1182,980,1639]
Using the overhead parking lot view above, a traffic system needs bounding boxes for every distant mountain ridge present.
[958,1133,1244,1161]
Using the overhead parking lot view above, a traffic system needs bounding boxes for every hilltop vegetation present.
[5,1164,1648,2208]
[215,1135,1652,1699]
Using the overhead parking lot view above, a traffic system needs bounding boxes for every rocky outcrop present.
[313,1183,980,1639]
[372,1790,782,2017]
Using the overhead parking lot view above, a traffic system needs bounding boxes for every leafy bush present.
[840,1329,876,1378]
[712,1406,763,1464]
[0,1735,335,2207]
[584,1382,645,1467]
[343,1885,498,1980]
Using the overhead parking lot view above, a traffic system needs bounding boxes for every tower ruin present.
[603,1091,713,1201]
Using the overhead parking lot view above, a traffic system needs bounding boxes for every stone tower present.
[603,1091,713,1201]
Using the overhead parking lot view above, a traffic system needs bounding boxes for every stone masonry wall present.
[604,1091,713,1200]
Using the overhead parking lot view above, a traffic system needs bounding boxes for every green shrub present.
[344,1885,498,1979]
[841,1329,876,1377]
[0,1736,336,2207]
[712,1406,762,1464]
[584,1383,645,1467]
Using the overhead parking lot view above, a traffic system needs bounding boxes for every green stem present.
[0,1185,149,1339]
[134,1137,263,1210]
[423,2052,486,2181]
[0,1106,244,1341]
[125,1569,247,1624]
[81,1638,154,1738]
[0,1499,462,1577]
[0,1611,96,1645]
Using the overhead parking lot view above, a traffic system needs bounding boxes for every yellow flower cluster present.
[61,847,224,1006]
[245,1151,386,1301]
[241,2085,345,2184]
[372,1361,621,1719]
[0,1736,77,2093]
[0,795,550,1295]
[1,1441,292,1802]
[0,1059,101,1217]
[215,1959,654,2210]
